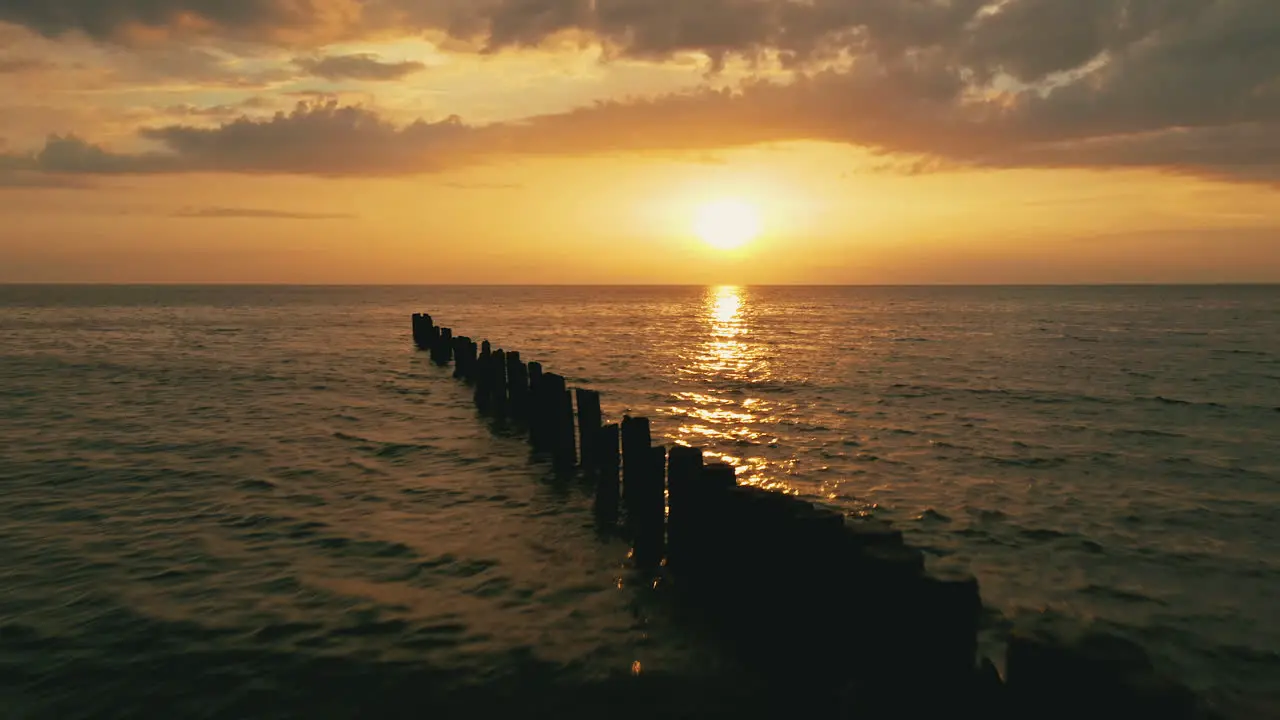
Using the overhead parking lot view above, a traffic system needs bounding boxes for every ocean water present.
[1,284,1277,718]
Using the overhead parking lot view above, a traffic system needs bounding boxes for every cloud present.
[0,56,50,73]
[294,53,426,80]
[161,97,274,118]
[0,0,362,43]
[1,1,1278,186]
[174,205,357,219]
[0,102,476,176]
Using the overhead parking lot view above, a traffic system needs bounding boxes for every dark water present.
[1,285,1278,718]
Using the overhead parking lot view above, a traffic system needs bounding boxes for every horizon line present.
[2,282,1279,288]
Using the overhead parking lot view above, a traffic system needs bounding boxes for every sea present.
[0,284,1277,718]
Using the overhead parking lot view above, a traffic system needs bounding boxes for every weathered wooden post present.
[506,352,526,424]
[453,336,470,379]
[594,423,621,523]
[411,313,428,348]
[490,349,508,420]
[559,388,578,469]
[435,327,453,365]
[527,362,545,449]
[541,374,575,468]
[632,445,667,567]
[474,341,492,413]
[620,416,652,532]
[465,340,480,383]
[666,445,704,569]
[575,389,602,471]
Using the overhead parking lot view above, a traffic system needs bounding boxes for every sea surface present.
[1,285,1277,718]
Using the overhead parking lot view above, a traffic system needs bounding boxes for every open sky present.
[1,0,1278,284]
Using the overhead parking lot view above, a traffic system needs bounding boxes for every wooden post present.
[506,352,526,424]
[453,335,471,379]
[541,374,575,468]
[666,445,704,569]
[560,389,578,469]
[632,445,667,567]
[527,362,544,449]
[575,388,602,471]
[620,416,651,530]
[411,313,428,348]
[437,327,454,364]
[594,423,621,523]
[490,349,508,420]
[464,339,479,383]
[474,341,492,413]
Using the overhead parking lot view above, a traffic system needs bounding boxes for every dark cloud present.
[138,102,472,174]
[294,53,426,80]
[0,102,476,177]
[2,80,1279,186]
[1,0,1278,185]
[0,0,359,41]
[174,205,357,219]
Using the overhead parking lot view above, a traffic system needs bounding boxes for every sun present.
[694,199,762,250]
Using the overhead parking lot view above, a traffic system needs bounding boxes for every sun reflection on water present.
[669,286,793,492]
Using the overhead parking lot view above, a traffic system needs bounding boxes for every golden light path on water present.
[669,286,796,493]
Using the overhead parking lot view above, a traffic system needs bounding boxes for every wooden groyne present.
[410,312,1210,720]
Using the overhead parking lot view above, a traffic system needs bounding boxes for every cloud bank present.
[0,0,1277,185]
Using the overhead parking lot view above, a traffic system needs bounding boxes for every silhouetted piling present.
[575,389,602,471]
[540,374,575,468]
[665,445,704,569]
[506,352,526,423]
[560,389,577,469]
[411,313,433,349]
[631,444,667,567]
[474,341,492,413]
[433,327,453,365]
[620,416,652,534]
[490,349,508,420]
[527,362,545,449]
[452,336,468,379]
[594,423,621,522]
[455,337,476,382]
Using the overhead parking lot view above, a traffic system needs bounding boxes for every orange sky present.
[1,1,1278,283]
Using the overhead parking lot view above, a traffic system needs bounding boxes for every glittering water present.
[1,285,1278,717]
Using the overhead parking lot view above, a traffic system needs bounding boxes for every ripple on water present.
[1,285,1278,715]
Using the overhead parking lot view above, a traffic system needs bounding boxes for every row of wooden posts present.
[410,312,1206,718]
[415,311,712,566]
[413,312,983,688]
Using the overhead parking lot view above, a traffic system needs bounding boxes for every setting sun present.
[694,199,763,250]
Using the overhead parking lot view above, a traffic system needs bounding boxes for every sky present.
[1,0,1278,284]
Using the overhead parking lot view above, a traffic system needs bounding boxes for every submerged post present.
[632,445,667,567]
[666,445,704,569]
[620,416,652,530]
[507,352,526,424]
[490,349,509,420]
[527,362,545,449]
[575,389,602,471]
[435,327,453,365]
[540,374,575,468]
[454,336,475,381]
[474,341,492,413]
[412,313,432,349]
[594,423,621,523]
